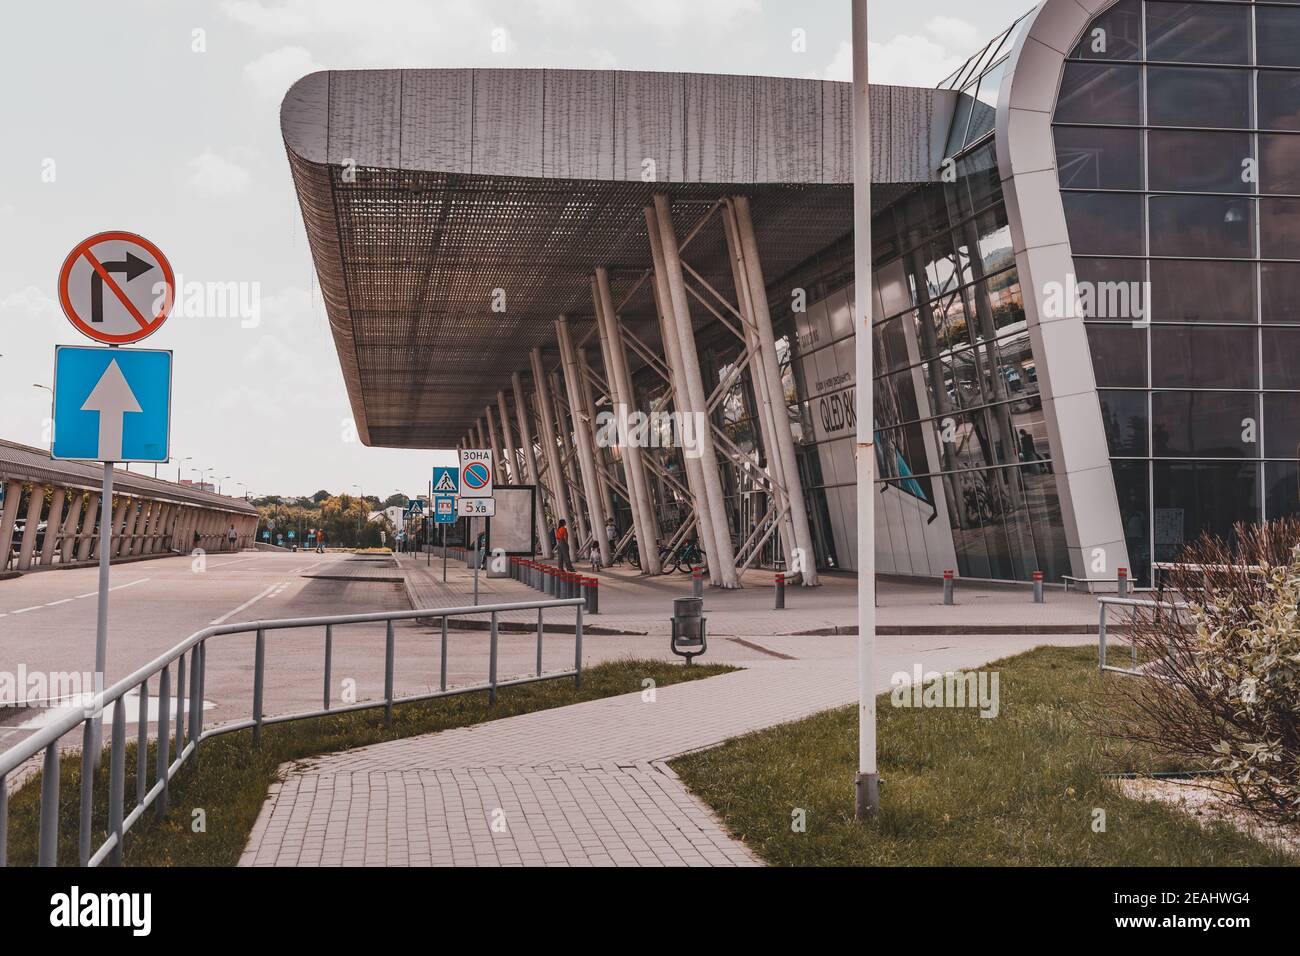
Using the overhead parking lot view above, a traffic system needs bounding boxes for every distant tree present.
[383,493,407,508]
[311,489,331,504]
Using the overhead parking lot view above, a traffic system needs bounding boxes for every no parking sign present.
[459,449,493,499]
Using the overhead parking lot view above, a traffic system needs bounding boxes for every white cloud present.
[242,45,324,102]
[824,16,978,87]
[185,149,254,201]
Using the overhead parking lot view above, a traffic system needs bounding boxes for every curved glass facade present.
[1053,0,1300,584]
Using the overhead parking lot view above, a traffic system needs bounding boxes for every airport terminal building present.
[282,0,1300,587]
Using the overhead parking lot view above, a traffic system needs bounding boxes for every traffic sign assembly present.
[434,495,456,524]
[51,346,172,462]
[458,497,495,517]
[58,232,175,345]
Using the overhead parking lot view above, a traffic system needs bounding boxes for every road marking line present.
[45,599,73,607]
[13,606,42,614]
[210,582,283,626]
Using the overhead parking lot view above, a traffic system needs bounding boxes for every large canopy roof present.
[282,68,954,448]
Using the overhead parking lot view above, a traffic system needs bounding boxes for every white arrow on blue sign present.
[51,345,172,463]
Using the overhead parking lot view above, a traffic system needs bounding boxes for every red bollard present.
[774,572,785,610]
[943,569,954,606]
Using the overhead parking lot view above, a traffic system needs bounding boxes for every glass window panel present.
[1149,195,1254,259]
[1263,328,1300,388]
[964,60,1005,145]
[1153,461,1259,558]
[1151,391,1258,458]
[1062,192,1144,255]
[1257,6,1300,68]
[1146,1,1249,65]
[947,142,1001,221]
[1150,259,1255,323]
[1055,63,1140,125]
[1264,394,1300,460]
[1265,462,1300,521]
[1147,67,1251,129]
[984,271,1025,336]
[1147,130,1252,193]
[1073,258,1147,322]
[1112,460,1152,585]
[945,91,975,160]
[1054,126,1143,189]
[1099,389,1149,455]
[1259,134,1300,195]
[1260,197,1300,258]
[1259,72,1300,131]
[1070,0,1141,60]
[1151,325,1258,389]
[1088,324,1148,387]
[973,205,1014,275]
[1263,263,1300,324]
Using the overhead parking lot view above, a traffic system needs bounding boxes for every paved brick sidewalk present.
[239,633,1090,867]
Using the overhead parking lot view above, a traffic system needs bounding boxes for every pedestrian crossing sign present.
[432,466,458,494]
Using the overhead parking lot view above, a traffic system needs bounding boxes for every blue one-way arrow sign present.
[51,345,172,462]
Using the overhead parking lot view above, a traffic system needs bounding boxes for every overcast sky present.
[0,0,1032,500]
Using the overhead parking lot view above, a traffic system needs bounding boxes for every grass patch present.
[672,646,1295,866]
[6,659,733,867]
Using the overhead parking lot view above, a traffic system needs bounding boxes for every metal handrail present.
[1097,595,1190,676]
[0,597,585,868]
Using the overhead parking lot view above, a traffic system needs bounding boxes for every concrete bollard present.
[692,569,703,599]
[943,569,954,606]
[586,577,599,614]
[774,573,785,610]
[1117,567,1129,597]
[1032,570,1045,604]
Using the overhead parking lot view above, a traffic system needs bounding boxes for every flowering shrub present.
[1104,519,1300,825]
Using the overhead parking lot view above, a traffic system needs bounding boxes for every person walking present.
[228,524,238,552]
[555,518,574,572]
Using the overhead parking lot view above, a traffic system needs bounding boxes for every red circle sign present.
[58,231,175,344]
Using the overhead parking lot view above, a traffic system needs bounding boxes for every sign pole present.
[473,517,480,606]
[852,0,879,820]
[93,460,113,761]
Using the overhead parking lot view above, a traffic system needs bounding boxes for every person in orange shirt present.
[555,518,574,572]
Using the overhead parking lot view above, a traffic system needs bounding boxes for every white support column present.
[0,478,24,570]
[650,195,739,587]
[110,496,131,558]
[646,217,719,583]
[39,487,66,566]
[593,269,661,573]
[76,492,100,562]
[496,391,518,486]
[550,370,589,547]
[484,405,506,487]
[556,317,611,567]
[721,205,796,569]
[730,195,821,586]
[59,490,82,564]
[577,348,617,529]
[17,485,44,571]
[530,349,572,536]
[513,371,553,558]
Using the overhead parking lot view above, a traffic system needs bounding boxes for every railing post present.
[384,619,395,727]
[79,718,95,866]
[536,606,544,677]
[175,651,187,758]
[188,645,202,754]
[1098,603,1107,672]
[156,664,171,820]
[252,629,266,747]
[489,611,499,705]
[574,601,584,690]
[136,679,148,806]
[439,616,448,692]
[38,742,60,867]
[323,624,333,711]
[109,694,127,865]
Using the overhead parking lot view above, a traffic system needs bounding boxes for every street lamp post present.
[852,0,879,820]
[177,456,192,483]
